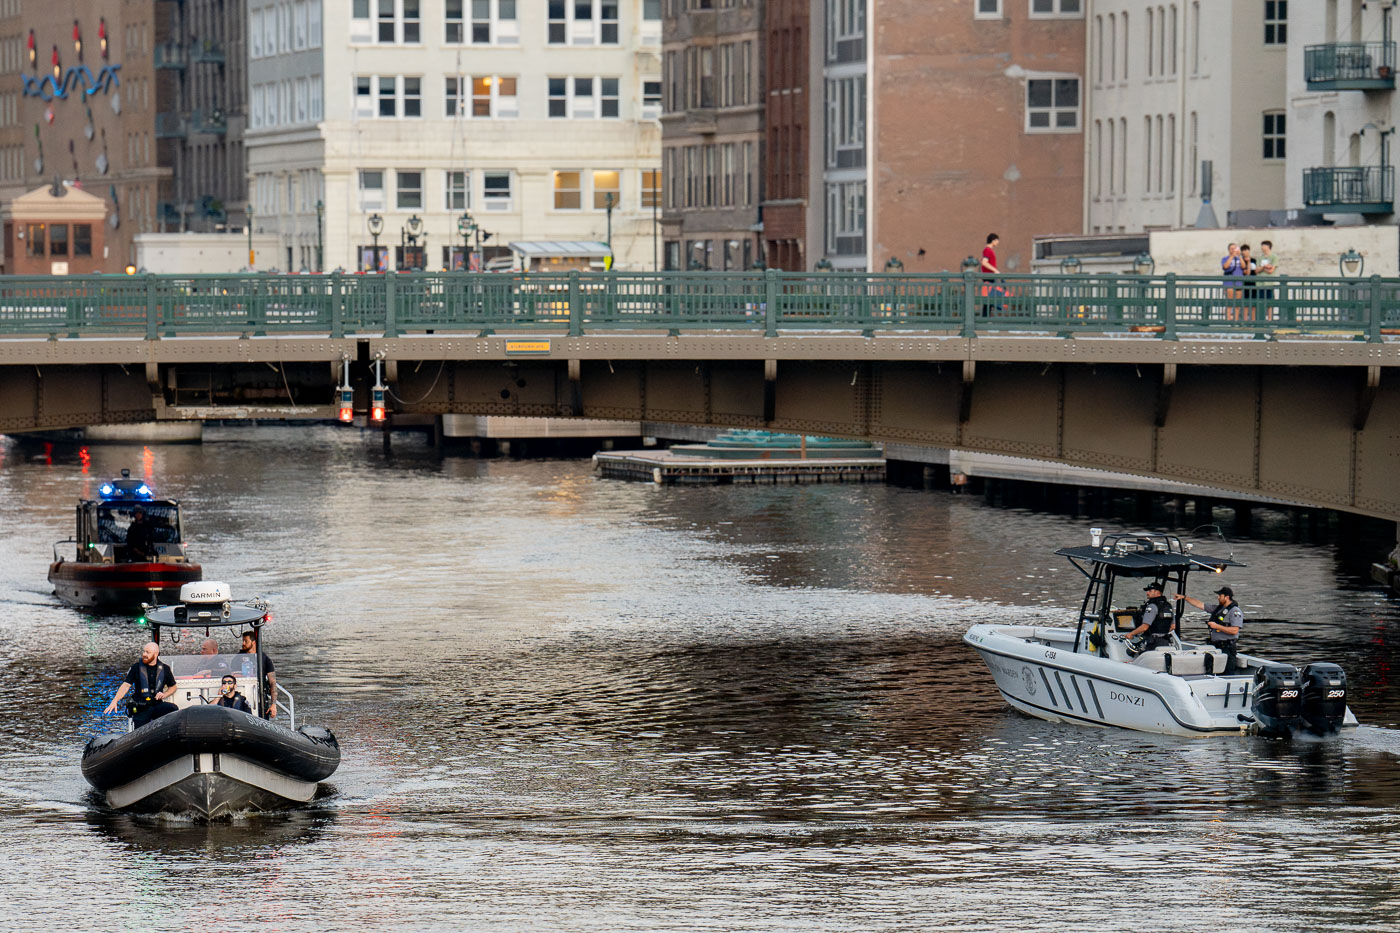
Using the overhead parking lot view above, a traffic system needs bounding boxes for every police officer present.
[214,675,253,714]
[239,630,277,719]
[1177,586,1244,674]
[124,506,158,562]
[1126,582,1176,650]
[103,641,179,727]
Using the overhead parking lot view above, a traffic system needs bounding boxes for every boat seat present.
[1164,651,1209,676]
[1133,649,1169,671]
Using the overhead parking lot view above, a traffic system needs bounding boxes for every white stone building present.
[1084,0,1287,236]
[245,0,662,272]
[1285,0,1399,227]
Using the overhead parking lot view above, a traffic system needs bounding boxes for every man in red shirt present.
[981,233,1000,277]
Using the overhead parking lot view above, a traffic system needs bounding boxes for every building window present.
[975,0,1001,19]
[379,76,397,116]
[824,181,865,256]
[483,171,513,210]
[446,0,464,42]
[49,223,68,257]
[1030,0,1081,15]
[1264,0,1286,45]
[1026,76,1080,132]
[25,222,44,257]
[642,80,662,119]
[403,77,421,117]
[641,169,660,208]
[403,0,420,42]
[446,171,469,210]
[466,76,518,117]
[553,171,582,209]
[374,0,419,43]
[73,224,92,257]
[396,170,423,209]
[446,77,464,116]
[1263,111,1285,160]
[549,0,618,45]
[549,76,616,118]
[827,0,864,64]
[593,170,620,209]
[825,75,866,169]
[360,169,385,209]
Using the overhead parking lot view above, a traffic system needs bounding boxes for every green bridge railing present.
[0,271,1396,342]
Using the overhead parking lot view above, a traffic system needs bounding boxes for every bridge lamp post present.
[367,213,384,272]
[604,191,614,270]
[1059,256,1082,275]
[960,255,980,274]
[1132,252,1155,276]
[814,257,834,272]
[884,256,904,273]
[246,204,254,270]
[1340,247,1364,278]
[315,200,323,272]
[457,213,474,270]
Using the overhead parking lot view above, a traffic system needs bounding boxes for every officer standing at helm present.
[1126,582,1176,650]
[1177,586,1244,674]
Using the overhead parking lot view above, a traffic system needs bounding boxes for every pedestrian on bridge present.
[980,233,1007,315]
[1221,243,1245,322]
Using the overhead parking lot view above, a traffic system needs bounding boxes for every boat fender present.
[83,733,121,757]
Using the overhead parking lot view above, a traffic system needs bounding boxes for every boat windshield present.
[167,653,259,681]
[95,503,181,545]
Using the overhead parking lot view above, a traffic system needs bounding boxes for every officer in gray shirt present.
[1177,586,1244,673]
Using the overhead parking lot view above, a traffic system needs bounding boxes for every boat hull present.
[965,624,1358,738]
[49,560,203,611]
[83,705,339,818]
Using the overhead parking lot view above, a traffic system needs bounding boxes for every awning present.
[508,240,611,258]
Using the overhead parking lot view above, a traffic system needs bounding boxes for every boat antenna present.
[1190,524,1233,560]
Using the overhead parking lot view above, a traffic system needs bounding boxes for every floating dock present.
[593,449,885,485]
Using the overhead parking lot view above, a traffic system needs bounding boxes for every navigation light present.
[99,483,114,497]
[338,387,354,423]
[136,483,151,497]
[370,359,386,423]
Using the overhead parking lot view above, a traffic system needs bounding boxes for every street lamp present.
[315,200,323,272]
[246,204,254,269]
[367,212,384,272]
[884,256,904,272]
[815,257,834,271]
[1059,255,1082,275]
[457,212,474,270]
[960,255,980,273]
[1339,247,1364,278]
[1132,251,1155,276]
[401,213,423,270]
[604,191,614,269]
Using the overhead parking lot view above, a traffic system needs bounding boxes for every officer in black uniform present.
[239,630,278,719]
[1126,582,1176,650]
[103,642,179,727]
[214,675,253,714]
[124,506,158,562]
[1178,586,1244,674]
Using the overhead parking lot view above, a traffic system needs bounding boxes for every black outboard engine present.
[1300,662,1348,735]
[1250,661,1303,737]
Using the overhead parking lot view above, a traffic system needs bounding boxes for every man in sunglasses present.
[214,674,253,714]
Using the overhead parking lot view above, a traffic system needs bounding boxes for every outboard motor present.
[1300,662,1348,735]
[1250,661,1303,737]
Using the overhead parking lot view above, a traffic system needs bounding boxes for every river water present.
[1,426,1398,932]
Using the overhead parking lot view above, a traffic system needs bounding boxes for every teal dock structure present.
[0,270,1397,341]
[595,431,884,485]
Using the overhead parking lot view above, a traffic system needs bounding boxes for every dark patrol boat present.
[965,530,1356,738]
[48,470,203,610]
[82,583,341,818]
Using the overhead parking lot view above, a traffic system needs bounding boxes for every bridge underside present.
[1,337,1396,519]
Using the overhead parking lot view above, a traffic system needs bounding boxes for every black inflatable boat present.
[83,582,341,818]
[83,704,340,816]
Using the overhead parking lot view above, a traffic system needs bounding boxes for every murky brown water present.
[1,425,1398,931]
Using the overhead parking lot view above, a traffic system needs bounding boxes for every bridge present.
[1,270,1397,520]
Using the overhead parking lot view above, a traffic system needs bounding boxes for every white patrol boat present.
[82,583,340,818]
[964,530,1357,738]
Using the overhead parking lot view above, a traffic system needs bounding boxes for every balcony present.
[1303,165,1395,214]
[154,112,186,138]
[153,43,186,70]
[1304,42,1396,91]
[189,109,227,135]
[190,41,225,65]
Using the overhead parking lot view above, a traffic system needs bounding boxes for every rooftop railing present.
[0,271,1394,342]
[1303,165,1396,213]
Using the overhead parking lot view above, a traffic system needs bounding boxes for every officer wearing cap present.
[1177,586,1244,674]
[1126,581,1176,650]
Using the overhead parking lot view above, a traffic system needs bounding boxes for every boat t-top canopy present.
[142,582,268,638]
[1056,531,1244,578]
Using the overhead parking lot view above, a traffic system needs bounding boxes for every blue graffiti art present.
[20,64,121,101]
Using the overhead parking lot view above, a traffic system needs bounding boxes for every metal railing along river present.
[0,271,1396,342]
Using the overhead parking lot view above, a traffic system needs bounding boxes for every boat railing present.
[275,683,296,729]
[52,538,79,562]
